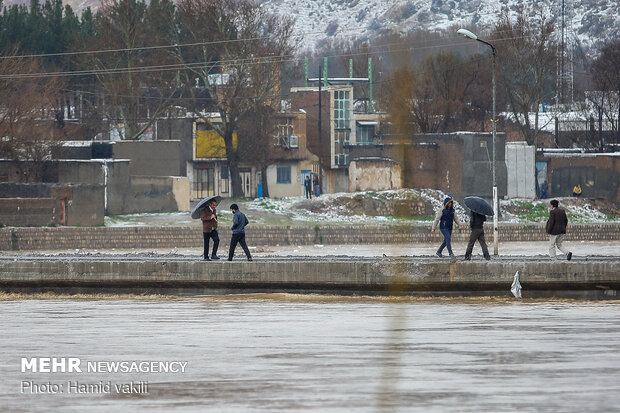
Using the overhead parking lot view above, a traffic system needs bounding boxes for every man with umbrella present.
[463,196,492,261]
[198,197,221,261]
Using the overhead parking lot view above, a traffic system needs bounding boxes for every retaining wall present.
[0,223,619,251]
[0,258,617,299]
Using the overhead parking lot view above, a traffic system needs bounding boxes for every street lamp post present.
[457,28,499,256]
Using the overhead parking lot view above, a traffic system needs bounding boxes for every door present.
[239,168,252,198]
[301,170,312,196]
[256,171,263,198]
[193,166,214,199]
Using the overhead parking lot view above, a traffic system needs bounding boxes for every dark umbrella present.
[463,196,494,216]
[191,195,223,219]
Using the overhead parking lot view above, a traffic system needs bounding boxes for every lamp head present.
[457,28,478,40]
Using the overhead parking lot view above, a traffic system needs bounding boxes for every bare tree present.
[0,51,65,181]
[591,39,620,143]
[492,5,556,146]
[172,0,295,197]
[384,66,418,139]
[236,105,277,197]
[418,50,478,132]
[79,0,178,140]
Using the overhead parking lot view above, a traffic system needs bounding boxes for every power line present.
[0,32,532,81]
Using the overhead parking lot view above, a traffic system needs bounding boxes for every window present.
[356,123,375,145]
[276,118,294,147]
[220,165,229,179]
[277,166,291,184]
[334,131,350,166]
[334,90,351,129]
[334,90,351,166]
[220,165,229,193]
[288,135,299,148]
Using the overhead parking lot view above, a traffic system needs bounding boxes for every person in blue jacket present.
[228,204,252,262]
[431,197,462,259]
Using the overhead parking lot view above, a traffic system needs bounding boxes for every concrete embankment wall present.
[1,223,619,251]
[0,258,617,299]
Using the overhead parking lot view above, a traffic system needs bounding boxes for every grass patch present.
[516,202,549,222]
[256,201,278,210]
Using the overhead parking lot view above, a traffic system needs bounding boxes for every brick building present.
[538,150,620,202]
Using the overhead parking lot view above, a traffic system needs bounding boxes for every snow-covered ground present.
[104,189,618,227]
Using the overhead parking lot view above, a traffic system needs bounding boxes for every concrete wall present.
[0,182,105,226]
[1,258,617,298]
[0,183,54,198]
[458,132,507,201]
[52,185,105,226]
[127,176,190,213]
[266,163,304,198]
[405,144,438,190]
[349,160,401,191]
[155,118,193,177]
[347,133,507,201]
[57,160,105,185]
[0,198,58,226]
[112,140,182,176]
[1,158,190,220]
[506,142,536,199]
[332,169,349,193]
[0,160,59,183]
[104,161,131,215]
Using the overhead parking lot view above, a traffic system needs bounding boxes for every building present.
[186,111,318,199]
[266,111,319,198]
[290,84,386,194]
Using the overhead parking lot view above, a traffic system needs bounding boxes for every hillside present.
[4,0,617,51]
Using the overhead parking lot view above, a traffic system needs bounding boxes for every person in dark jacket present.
[464,210,490,261]
[304,175,312,199]
[313,174,320,197]
[431,197,462,259]
[200,199,219,261]
[546,199,572,261]
[228,204,252,261]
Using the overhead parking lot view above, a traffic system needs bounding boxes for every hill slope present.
[4,0,618,51]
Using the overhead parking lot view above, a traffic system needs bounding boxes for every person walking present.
[228,203,252,262]
[431,197,462,260]
[200,199,220,261]
[546,199,572,261]
[304,175,312,199]
[464,210,490,261]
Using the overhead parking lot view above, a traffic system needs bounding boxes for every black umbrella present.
[463,196,494,216]
[191,195,223,219]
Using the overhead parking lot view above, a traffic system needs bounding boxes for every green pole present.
[304,57,309,87]
[323,57,328,87]
[368,57,373,113]
[349,59,353,86]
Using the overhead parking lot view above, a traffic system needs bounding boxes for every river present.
[1,295,619,412]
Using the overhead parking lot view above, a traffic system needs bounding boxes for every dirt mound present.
[293,190,439,217]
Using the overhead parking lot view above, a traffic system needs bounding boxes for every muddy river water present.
[1,296,618,412]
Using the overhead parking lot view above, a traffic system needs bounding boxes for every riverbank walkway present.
[1,242,618,299]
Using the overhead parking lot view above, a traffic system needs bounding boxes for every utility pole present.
[318,65,322,149]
